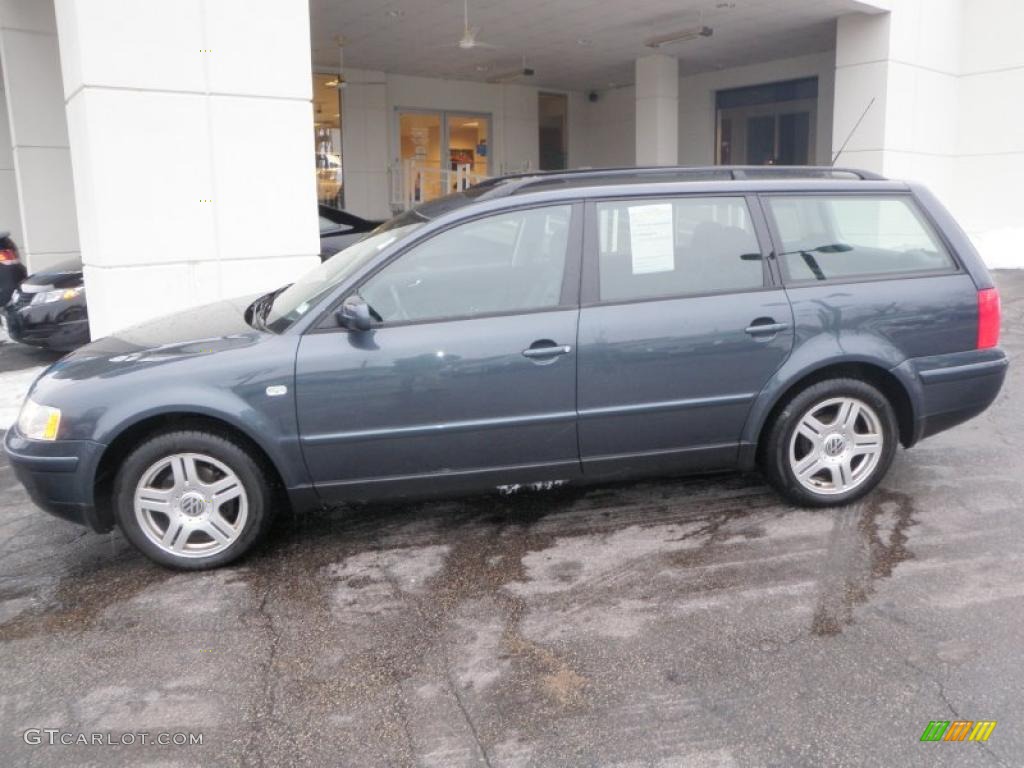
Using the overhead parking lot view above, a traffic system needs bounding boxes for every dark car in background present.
[0,231,27,306]
[4,166,1008,570]
[2,207,381,352]
[2,259,89,351]
[318,204,381,260]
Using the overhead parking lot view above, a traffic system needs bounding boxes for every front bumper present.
[896,347,1009,444]
[3,428,110,532]
[2,300,90,351]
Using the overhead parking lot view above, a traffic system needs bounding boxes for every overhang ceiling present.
[310,0,883,91]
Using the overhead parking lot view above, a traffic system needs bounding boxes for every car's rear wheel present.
[113,429,274,569]
[763,378,898,507]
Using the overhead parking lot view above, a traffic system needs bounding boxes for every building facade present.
[0,0,1020,337]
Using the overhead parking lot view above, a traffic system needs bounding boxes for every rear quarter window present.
[766,195,955,283]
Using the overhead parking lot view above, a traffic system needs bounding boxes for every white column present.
[0,0,79,272]
[955,0,1024,268]
[340,69,390,221]
[0,75,21,246]
[635,54,678,166]
[832,4,960,195]
[54,0,320,338]
[498,83,539,175]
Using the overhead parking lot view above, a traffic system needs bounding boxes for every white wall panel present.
[56,0,318,336]
[64,88,215,268]
[204,0,312,99]
[0,0,79,271]
[208,96,319,260]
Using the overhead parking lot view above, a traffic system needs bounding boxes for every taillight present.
[977,287,1001,349]
[0,248,18,263]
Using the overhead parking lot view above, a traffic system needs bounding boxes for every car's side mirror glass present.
[336,295,373,332]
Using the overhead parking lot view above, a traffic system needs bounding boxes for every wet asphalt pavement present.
[1,273,1022,768]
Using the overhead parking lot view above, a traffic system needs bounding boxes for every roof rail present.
[490,165,886,194]
[729,165,886,181]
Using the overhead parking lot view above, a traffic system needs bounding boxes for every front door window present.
[361,205,572,324]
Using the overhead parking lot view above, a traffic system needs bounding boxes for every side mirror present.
[336,294,373,332]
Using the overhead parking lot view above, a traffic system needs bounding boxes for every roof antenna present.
[831,97,875,166]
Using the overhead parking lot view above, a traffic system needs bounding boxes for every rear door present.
[577,193,793,478]
[761,192,973,358]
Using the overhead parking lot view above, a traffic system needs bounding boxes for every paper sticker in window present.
[628,204,674,274]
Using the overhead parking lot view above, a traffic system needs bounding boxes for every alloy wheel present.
[133,452,248,558]
[787,396,884,497]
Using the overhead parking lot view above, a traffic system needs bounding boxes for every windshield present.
[265,222,423,332]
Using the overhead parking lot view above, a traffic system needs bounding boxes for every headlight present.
[30,286,84,305]
[17,399,62,441]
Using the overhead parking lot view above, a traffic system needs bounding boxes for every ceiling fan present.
[451,0,498,50]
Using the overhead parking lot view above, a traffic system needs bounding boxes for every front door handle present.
[522,342,572,359]
[745,319,789,336]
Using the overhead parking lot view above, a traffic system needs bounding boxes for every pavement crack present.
[903,657,1010,768]
[243,574,282,768]
[443,651,494,768]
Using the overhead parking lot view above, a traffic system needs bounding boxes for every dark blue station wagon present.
[5,167,1008,569]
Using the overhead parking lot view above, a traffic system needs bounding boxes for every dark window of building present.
[715,77,818,166]
[538,92,568,171]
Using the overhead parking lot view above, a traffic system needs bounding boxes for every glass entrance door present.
[447,114,489,181]
[397,110,491,204]
[399,111,443,202]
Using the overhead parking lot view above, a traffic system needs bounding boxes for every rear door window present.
[765,195,955,282]
[594,196,765,302]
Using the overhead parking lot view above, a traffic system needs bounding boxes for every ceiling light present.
[475,64,490,72]
[644,25,713,48]
[386,9,404,18]
[487,66,535,84]
[576,37,592,46]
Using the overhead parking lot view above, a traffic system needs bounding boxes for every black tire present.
[113,429,274,570]
[762,378,898,507]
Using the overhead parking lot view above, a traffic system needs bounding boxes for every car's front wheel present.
[112,429,274,569]
[763,378,898,507]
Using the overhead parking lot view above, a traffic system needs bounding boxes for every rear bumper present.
[3,429,110,532]
[896,348,1009,444]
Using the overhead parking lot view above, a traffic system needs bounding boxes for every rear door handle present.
[745,320,789,336]
[522,343,572,359]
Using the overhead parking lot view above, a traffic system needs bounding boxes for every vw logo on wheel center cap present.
[823,434,847,457]
[180,492,207,517]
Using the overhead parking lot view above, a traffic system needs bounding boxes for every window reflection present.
[314,73,343,207]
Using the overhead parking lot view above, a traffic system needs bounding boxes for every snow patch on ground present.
[0,364,43,428]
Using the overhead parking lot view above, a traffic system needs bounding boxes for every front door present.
[295,203,582,501]
[577,194,793,478]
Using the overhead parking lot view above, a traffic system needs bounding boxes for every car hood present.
[23,260,84,289]
[49,294,266,378]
